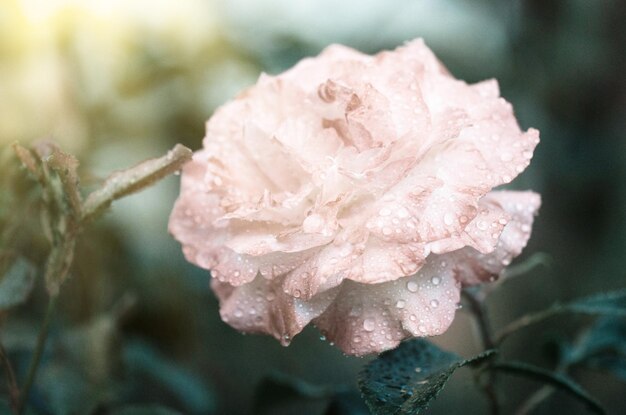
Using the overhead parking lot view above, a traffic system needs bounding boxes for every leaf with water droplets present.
[82,144,192,224]
[358,339,495,415]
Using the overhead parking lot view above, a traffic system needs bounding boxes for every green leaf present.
[565,290,626,316]
[81,144,192,224]
[45,144,82,220]
[358,339,495,415]
[502,252,552,279]
[561,316,626,382]
[254,371,348,415]
[111,405,183,415]
[0,257,36,311]
[491,361,605,414]
[123,340,216,414]
[496,289,626,344]
[325,392,372,415]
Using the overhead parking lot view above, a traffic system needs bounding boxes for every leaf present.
[496,289,626,344]
[81,144,192,224]
[46,145,82,220]
[325,391,372,415]
[0,257,37,311]
[491,361,605,414]
[502,252,552,279]
[565,290,626,316]
[253,371,348,414]
[123,340,216,414]
[111,405,183,415]
[561,316,626,382]
[12,143,43,182]
[358,339,496,415]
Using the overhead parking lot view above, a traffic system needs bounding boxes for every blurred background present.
[0,0,625,413]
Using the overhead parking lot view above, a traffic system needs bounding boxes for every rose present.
[169,39,540,355]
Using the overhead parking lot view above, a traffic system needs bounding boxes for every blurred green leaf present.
[502,252,553,279]
[496,289,626,344]
[111,405,183,415]
[491,361,605,414]
[561,316,626,382]
[253,371,349,415]
[565,290,626,316]
[0,257,36,311]
[358,339,495,415]
[124,340,216,414]
[324,391,372,415]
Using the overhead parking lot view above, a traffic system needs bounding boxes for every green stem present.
[17,294,58,415]
[463,290,500,415]
[494,305,563,345]
[0,342,19,414]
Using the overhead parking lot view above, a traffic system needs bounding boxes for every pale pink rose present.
[169,39,541,355]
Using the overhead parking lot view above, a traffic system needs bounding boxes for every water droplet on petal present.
[396,299,406,309]
[406,281,418,292]
[363,319,376,332]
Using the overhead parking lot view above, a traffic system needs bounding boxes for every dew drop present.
[363,319,376,332]
[406,281,419,292]
[396,299,406,309]
[431,276,441,286]
[430,299,439,308]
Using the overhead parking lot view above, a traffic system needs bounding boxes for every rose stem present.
[17,293,58,415]
[462,289,500,415]
[0,342,20,414]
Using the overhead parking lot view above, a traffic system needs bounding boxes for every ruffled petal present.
[313,258,459,356]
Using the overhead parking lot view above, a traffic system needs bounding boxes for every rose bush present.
[169,39,540,355]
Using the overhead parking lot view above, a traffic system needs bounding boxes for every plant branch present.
[462,289,499,415]
[494,305,563,345]
[17,293,58,415]
[0,342,19,414]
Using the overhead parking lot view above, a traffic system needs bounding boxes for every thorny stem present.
[0,343,19,414]
[17,294,58,415]
[462,289,500,415]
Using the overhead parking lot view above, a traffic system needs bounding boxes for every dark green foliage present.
[491,361,605,414]
[358,339,495,415]
[0,257,36,311]
[565,290,626,317]
[253,371,349,415]
[123,340,216,414]
[561,316,626,382]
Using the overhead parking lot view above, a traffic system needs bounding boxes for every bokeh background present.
[1,0,625,414]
